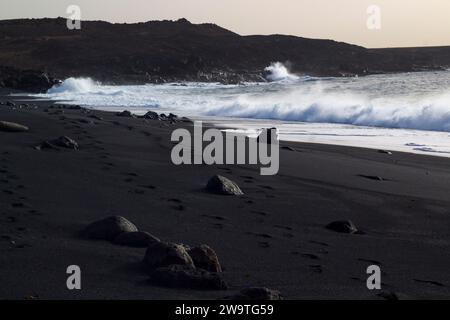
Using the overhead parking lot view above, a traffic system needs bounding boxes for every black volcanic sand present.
[1,91,450,300]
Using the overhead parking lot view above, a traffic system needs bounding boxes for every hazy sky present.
[1,0,449,48]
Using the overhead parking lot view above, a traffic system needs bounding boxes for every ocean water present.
[28,63,450,157]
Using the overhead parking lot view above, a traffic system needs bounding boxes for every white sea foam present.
[264,62,299,82]
[27,67,450,157]
[48,77,99,94]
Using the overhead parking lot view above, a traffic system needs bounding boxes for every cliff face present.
[1,17,450,91]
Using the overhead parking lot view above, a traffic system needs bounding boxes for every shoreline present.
[1,90,450,299]
[11,86,450,160]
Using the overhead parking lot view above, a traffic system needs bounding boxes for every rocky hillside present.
[1,17,450,91]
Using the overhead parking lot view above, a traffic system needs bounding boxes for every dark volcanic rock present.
[224,287,282,300]
[116,110,134,117]
[0,65,59,92]
[149,265,227,290]
[143,241,194,270]
[37,136,79,150]
[206,175,244,196]
[0,121,29,132]
[188,244,222,273]
[113,231,160,248]
[326,220,359,234]
[83,216,138,241]
[141,111,159,120]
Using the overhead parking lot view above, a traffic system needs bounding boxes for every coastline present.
[1,90,450,299]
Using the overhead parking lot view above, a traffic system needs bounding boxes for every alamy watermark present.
[366,265,381,290]
[66,5,81,30]
[66,265,81,290]
[367,5,382,30]
[171,121,279,176]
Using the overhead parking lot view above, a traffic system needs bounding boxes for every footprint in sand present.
[309,265,323,273]
[251,210,269,216]
[274,225,293,231]
[172,204,185,211]
[212,223,224,229]
[140,184,156,190]
[358,174,390,182]
[258,242,270,248]
[129,189,145,195]
[259,185,275,190]
[282,233,294,239]
[309,240,329,247]
[358,258,382,265]
[302,253,320,260]
[413,279,445,287]
[11,202,27,208]
[246,231,273,239]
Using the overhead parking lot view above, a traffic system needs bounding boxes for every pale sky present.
[1,0,449,48]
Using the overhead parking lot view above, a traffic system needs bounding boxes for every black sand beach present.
[1,90,450,300]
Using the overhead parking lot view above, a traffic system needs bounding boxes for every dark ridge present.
[0,18,449,91]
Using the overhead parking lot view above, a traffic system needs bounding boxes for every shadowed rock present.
[141,111,159,120]
[223,287,282,300]
[114,231,160,248]
[188,244,222,272]
[116,110,134,117]
[143,241,194,270]
[206,175,244,196]
[149,265,227,290]
[326,220,359,234]
[37,136,79,150]
[0,121,29,132]
[83,216,138,241]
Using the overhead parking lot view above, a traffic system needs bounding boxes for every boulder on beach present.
[141,111,160,120]
[113,231,160,248]
[326,220,359,234]
[188,244,222,273]
[143,241,194,270]
[206,175,244,196]
[223,287,283,300]
[83,216,138,241]
[37,136,79,150]
[116,110,134,117]
[149,265,227,290]
[0,121,29,132]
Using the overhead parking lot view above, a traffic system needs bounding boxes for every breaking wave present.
[264,62,299,82]
[48,77,99,94]
[32,69,450,132]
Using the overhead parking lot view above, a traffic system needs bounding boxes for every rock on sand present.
[0,121,29,132]
[83,216,138,241]
[206,175,244,196]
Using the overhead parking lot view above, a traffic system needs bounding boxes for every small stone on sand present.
[188,244,222,272]
[0,121,29,132]
[143,241,194,270]
[206,175,244,196]
[326,220,359,234]
[83,216,138,241]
